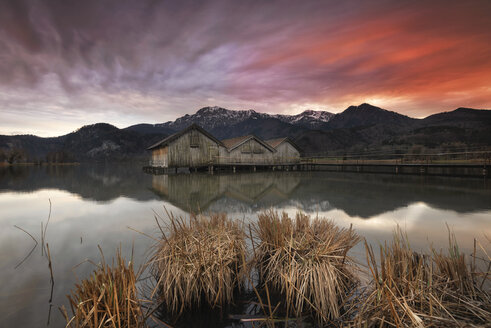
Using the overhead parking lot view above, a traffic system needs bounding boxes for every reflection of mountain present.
[288,173,491,218]
[1,166,490,218]
[151,172,301,213]
[0,165,157,202]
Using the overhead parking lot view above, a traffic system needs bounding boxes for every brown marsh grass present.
[60,210,490,328]
[251,211,361,324]
[61,249,145,328]
[149,212,246,315]
[351,227,491,328]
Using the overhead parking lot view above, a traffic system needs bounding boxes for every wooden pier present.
[143,162,302,175]
[297,162,488,178]
[143,161,488,178]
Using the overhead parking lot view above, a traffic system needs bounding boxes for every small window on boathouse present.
[189,131,199,148]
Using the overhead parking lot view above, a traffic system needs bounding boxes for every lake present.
[0,165,490,327]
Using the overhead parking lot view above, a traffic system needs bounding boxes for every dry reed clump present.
[251,211,361,323]
[61,250,145,328]
[352,227,491,328]
[150,213,246,315]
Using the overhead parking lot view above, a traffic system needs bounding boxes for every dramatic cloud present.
[0,0,490,136]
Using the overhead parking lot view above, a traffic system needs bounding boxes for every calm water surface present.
[0,165,490,327]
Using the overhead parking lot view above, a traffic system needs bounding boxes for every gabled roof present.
[221,135,250,149]
[221,135,276,152]
[265,137,287,149]
[265,137,302,152]
[147,124,224,150]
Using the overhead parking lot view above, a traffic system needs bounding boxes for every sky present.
[0,0,490,137]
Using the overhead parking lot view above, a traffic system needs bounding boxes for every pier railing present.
[300,149,491,165]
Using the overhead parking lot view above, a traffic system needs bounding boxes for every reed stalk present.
[61,249,145,328]
[150,212,246,315]
[351,227,491,327]
[251,211,361,323]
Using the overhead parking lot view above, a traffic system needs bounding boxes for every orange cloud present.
[229,1,491,116]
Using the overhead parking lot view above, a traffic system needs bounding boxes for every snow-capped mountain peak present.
[273,109,334,127]
[155,106,334,132]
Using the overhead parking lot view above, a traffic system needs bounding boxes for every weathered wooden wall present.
[167,130,222,167]
[151,146,168,167]
[273,142,300,164]
[219,139,274,165]
[149,129,302,168]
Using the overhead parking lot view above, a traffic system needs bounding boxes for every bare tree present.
[6,148,26,164]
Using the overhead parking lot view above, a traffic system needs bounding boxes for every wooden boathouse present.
[146,124,301,173]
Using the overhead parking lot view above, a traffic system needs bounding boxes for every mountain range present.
[1,103,490,163]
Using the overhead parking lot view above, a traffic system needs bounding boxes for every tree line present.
[0,148,75,164]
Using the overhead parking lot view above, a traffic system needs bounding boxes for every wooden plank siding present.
[217,138,274,165]
[168,131,221,167]
[151,130,220,168]
[151,146,168,167]
[271,141,300,164]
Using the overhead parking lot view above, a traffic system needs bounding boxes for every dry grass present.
[61,211,490,327]
[61,249,145,328]
[251,211,361,323]
[351,227,491,327]
[150,212,246,315]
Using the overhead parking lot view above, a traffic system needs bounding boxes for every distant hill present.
[326,103,416,130]
[211,116,310,140]
[123,123,175,136]
[61,123,164,160]
[0,123,168,163]
[295,105,491,155]
[421,107,491,128]
[0,104,489,162]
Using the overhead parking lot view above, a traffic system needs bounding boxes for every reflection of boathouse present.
[147,124,301,171]
[151,172,301,213]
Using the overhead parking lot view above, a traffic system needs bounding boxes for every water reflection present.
[1,165,489,217]
[151,172,302,213]
[0,165,490,327]
[0,165,156,202]
[150,171,491,217]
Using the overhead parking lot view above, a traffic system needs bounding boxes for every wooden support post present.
[233,165,236,173]
[253,165,256,172]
